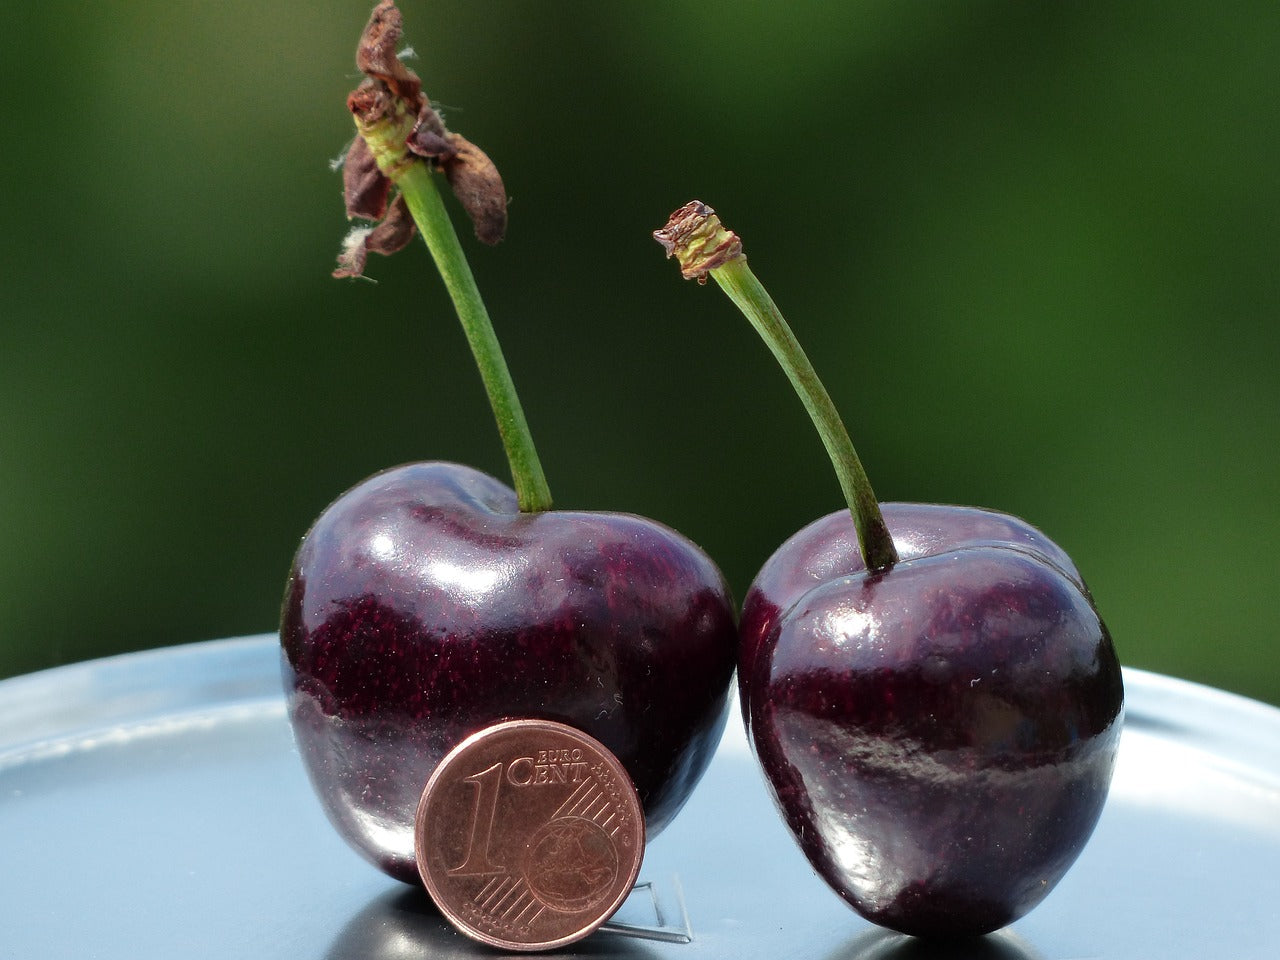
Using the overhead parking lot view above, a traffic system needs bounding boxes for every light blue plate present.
[2,636,1277,959]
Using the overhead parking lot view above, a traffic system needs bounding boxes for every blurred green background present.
[1,1,1277,705]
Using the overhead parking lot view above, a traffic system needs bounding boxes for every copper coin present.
[415,719,645,951]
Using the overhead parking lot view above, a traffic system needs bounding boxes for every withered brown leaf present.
[443,133,508,246]
[342,135,391,221]
[355,1,423,110]
[333,193,418,279]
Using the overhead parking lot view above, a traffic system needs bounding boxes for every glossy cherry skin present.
[280,461,737,883]
[740,504,1090,730]
[742,506,1123,938]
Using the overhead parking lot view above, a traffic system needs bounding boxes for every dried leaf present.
[355,1,422,110]
[332,194,418,279]
[365,193,417,255]
[406,104,456,162]
[342,134,391,220]
[333,227,374,279]
[443,133,508,245]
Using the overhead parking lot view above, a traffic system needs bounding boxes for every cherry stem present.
[389,163,553,512]
[655,202,898,571]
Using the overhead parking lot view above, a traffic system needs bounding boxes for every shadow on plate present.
[832,927,1045,960]
[324,887,663,960]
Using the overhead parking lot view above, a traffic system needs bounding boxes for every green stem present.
[393,162,553,512]
[656,203,898,570]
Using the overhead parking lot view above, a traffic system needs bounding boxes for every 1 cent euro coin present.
[415,719,646,951]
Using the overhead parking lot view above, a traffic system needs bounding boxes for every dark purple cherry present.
[657,202,1123,938]
[744,517,1121,936]
[281,461,736,883]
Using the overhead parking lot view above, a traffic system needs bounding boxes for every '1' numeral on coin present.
[448,761,507,876]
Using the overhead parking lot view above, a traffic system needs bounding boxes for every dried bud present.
[654,201,745,282]
[335,1,510,275]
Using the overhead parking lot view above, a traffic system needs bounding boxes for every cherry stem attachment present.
[355,115,553,513]
[655,201,898,571]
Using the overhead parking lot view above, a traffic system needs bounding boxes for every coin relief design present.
[415,719,646,951]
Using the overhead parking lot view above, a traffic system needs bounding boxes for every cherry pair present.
[282,3,1123,940]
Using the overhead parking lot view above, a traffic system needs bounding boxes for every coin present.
[415,719,645,951]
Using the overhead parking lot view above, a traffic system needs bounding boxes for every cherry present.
[280,7,736,883]
[657,202,1123,938]
[280,461,735,883]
